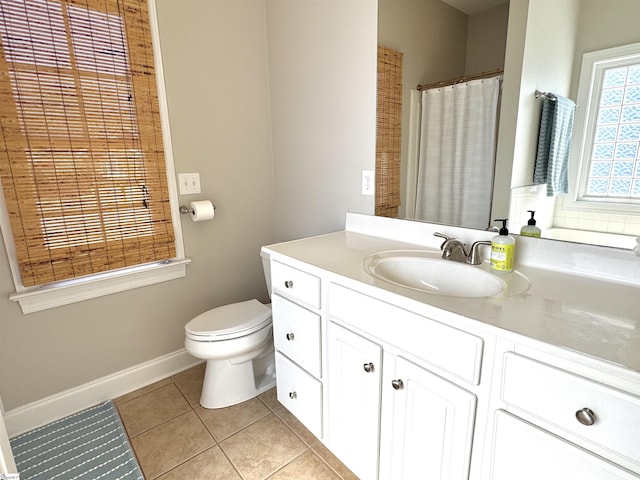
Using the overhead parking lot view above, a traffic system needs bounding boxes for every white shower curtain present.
[415,76,501,229]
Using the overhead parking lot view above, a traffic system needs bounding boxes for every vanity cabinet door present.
[380,356,477,480]
[490,410,640,480]
[327,322,382,480]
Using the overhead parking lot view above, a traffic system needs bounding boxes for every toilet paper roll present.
[189,200,215,222]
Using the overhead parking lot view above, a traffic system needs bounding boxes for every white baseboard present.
[3,348,201,438]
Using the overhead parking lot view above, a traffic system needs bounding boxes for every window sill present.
[10,258,191,314]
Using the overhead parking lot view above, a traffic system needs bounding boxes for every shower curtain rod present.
[417,68,503,91]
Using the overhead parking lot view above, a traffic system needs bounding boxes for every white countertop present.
[263,222,640,374]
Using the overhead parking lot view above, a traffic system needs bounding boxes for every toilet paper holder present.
[179,203,216,215]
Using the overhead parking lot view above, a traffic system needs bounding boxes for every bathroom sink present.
[363,250,521,298]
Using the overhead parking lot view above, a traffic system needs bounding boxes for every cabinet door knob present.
[286,332,295,341]
[363,362,374,373]
[289,391,297,399]
[284,280,294,289]
[575,407,596,426]
[391,379,404,390]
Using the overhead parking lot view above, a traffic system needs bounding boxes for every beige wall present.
[378,0,508,219]
[0,0,377,411]
[465,3,509,74]
[378,0,467,218]
[571,0,640,95]
[266,0,377,241]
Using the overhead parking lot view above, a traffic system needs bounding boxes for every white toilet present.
[184,301,276,409]
[184,257,276,409]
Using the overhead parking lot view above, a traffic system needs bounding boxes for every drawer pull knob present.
[289,391,297,400]
[391,379,404,390]
[363,362,374,373]
[575,408,596,426]
[284,280,294,289]
[286,332,295,341]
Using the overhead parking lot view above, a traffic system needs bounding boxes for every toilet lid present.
[185,299,272,340]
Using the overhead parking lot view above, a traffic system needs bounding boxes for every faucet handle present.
[468,240,492,265]
[434,232,451,249]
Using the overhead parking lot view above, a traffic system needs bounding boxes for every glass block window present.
[585,63,640,198]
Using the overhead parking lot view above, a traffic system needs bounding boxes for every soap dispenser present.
[490,219,515,274]
[520,210,542,238]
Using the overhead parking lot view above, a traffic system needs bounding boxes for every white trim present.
[10,258,191,314]
[148,0,185,260]
[567,42,640,214]
[0,398,17,475]
[3,349,202,438]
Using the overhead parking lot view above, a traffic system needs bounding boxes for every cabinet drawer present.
[490,410,638,480]
[275,352,322,438]
[501,353,640,466]
[273,294,322,377]
[328,283,483,385]
[271,261,320,309]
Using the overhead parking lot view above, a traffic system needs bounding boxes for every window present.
[0,0,186,313]
[571,42,640,212]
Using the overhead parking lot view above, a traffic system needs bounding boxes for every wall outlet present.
[362,170,374,196]
[178,173,201,195]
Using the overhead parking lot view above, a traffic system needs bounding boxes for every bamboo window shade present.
[375,46,402,218]
[0,0,175,287]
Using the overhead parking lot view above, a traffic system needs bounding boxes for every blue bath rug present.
[10,401,143,480]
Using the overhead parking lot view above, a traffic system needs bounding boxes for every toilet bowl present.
[184,299,276,409]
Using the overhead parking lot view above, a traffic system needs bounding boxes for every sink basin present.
[363,250,508,298]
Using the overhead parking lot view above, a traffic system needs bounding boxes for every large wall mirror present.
[378,0,640,249]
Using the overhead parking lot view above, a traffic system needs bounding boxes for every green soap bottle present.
[490,219,515,274]
[520,210,542,238]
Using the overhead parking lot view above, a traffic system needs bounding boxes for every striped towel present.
[533,93,576,196]
[10,401,143,480]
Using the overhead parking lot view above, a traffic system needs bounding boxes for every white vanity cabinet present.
[380,355,477,480]
[270,260,323,438]
[327,283,482,480]
[263,222,640,480]
[488,351,640,479]
[490,410,639,480]
[327,322,382,480]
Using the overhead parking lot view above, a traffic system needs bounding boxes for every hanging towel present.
[533,93,576,196]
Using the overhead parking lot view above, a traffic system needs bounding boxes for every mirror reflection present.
[377,0,640,249]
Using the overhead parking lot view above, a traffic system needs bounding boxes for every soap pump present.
[520,210,542,238]
[490,218,515,274]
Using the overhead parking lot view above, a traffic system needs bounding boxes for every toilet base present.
[200,348,276,409]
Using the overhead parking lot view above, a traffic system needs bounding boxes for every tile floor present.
[115,364,358,480]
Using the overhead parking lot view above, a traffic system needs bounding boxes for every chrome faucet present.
[434,233,491,265]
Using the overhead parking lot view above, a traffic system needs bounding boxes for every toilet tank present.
[260,250,272,298]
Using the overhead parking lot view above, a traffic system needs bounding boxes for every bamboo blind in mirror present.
[0,0,175,287]
[376,46,402,217]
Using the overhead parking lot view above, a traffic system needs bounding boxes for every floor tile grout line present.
[114,379,174,408]
[197,410,274,445]
[261,447,315,480]
[148,442,217,480]
[312,449,351,480]
[215,440,250,480]
[123,406,193,441]
[117,364,355,480]
[127,376,198,440]
[147,374,249,479]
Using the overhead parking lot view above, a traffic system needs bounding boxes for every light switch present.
[178,173,201,195]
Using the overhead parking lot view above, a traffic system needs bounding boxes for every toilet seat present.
[185,299,272,341]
